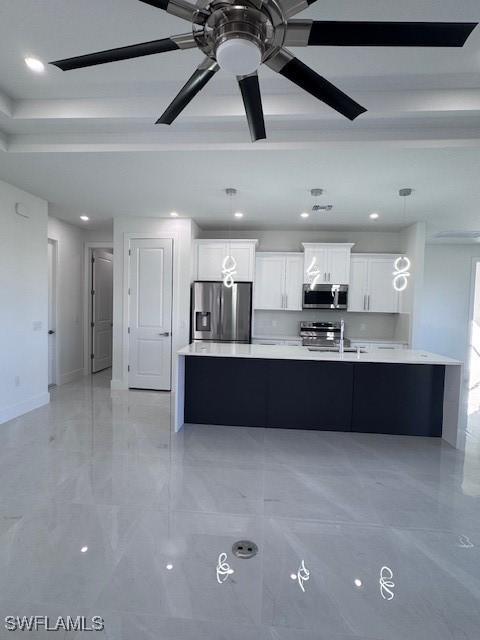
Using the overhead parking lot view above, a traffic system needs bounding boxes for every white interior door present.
[48,240,56,386]
[92,249,113,373]
[129,238,173,390]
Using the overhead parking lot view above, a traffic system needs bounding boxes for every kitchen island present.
[175,343,463,447]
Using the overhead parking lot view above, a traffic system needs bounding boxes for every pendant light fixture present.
[393,188,412,292]
[222,188,238,288]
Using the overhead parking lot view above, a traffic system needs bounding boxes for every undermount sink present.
[307,347,367,353]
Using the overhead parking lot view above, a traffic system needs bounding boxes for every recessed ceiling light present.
[369,212,380,220]
[234,212,244,218]
[166,563,173,571]
[300,212,309,219]
[25,57,45,73]
[354,578,363,588]
[170,211,179,217]
[80,215,89,221]
[80,546,88,553]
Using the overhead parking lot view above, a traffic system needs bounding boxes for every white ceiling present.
[1,0,480,232]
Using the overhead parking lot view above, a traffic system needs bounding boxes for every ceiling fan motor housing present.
[195,0,286,71]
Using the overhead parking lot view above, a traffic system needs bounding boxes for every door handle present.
[159,332,170,337]
[48,330,55,335]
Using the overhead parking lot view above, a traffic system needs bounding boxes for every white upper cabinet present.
[348,254,400,313]
[284,254,303,311]
[348,256,369,312]
[254,253,303,311]
[194,240,257,281]
[302,243,354,284]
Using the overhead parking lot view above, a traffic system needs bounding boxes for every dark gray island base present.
[184,356,446,437]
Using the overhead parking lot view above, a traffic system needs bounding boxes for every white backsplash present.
[254,309,401,341]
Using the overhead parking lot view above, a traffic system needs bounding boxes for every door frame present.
[47,238,59,387]
[466,257,480,384]
[83,242,114,376]
[121,233,176,390]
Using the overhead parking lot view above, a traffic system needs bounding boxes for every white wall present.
[254,310,401,341]
[199,228,403,254]
[47,216,87,385]
[0,179,49,424]
[111,217,194,390]
[397,222,426,346]
[418,243,480,367]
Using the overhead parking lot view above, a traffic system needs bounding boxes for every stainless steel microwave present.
[302,284,348,310]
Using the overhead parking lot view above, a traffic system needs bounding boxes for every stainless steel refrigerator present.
[191,281,252,343]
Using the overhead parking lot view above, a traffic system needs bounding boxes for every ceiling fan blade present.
[285,20,478,47]
[157,58,219,125]
[267,50,366,121]
[281,0,319,19]
[138,0,197,21]
[238,73,266,142]
[50,34,195,71]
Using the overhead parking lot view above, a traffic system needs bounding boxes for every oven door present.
[302,284,348,309]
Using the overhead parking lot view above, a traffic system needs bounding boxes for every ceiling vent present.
[433,230,480,239]
[312,204,333,213]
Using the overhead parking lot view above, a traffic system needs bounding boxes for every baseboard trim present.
[58,368,84,386]
[0,392,50,425]
[111,378,128,391]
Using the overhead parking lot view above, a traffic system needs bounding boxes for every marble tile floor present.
[0,370,479,639]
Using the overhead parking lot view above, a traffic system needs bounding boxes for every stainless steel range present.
[300,321,353,352]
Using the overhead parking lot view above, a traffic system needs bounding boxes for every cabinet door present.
[254,254,286,309]
[196,241,255,281]
[367,258,399,313]
[348,257,369,312]
[304,247,328,284]
[229,243,255,281]
[196,242,227,280]
[327,247,351,284]
[285,254,303,310]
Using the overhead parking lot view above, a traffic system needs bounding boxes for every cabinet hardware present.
[285,294,288,309]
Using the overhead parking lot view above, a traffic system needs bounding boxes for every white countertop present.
[178,342,461,366]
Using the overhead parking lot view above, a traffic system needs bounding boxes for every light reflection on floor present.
[0,370,478,639]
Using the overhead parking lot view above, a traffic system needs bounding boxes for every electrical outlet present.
[14,376,20,387]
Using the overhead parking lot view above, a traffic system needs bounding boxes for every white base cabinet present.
[302,243,354,285]
[348,254,400,313]
[254,253,303,311]
[194,240,257,281]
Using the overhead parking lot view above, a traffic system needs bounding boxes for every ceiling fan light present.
[216,38,262,76]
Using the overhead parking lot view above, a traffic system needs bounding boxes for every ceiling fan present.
[50,0,478,141]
